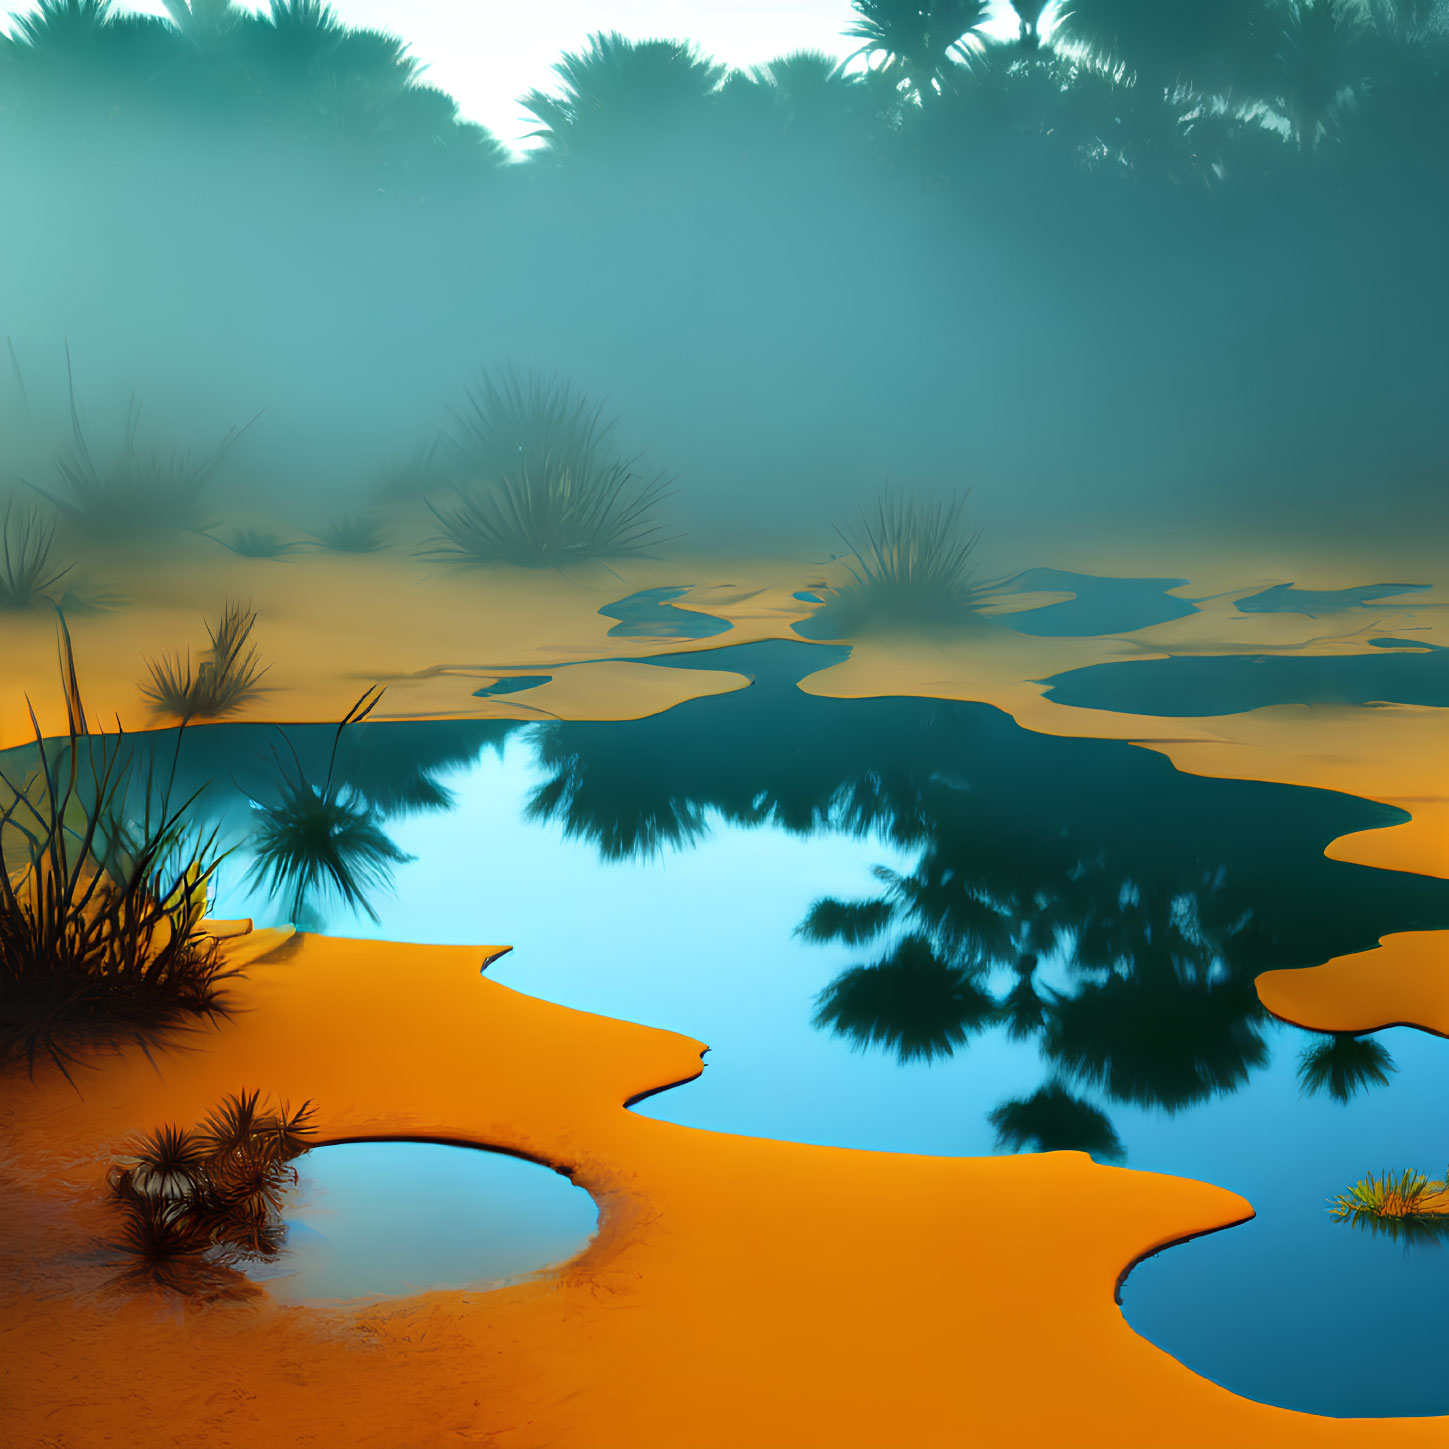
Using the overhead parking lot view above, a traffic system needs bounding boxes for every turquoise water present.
[103,638,1449,1415]
[256,1142,598,1305]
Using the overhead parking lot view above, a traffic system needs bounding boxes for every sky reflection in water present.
[166,641,1447,1416]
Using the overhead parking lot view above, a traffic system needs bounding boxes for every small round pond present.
[254,1142,598,1304]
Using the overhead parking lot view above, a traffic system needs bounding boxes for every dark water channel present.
[78,639,1449,1417]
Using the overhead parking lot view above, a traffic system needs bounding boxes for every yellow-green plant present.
[1329,1167,1449,1242]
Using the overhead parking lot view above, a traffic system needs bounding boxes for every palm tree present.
[520,31,727,158]
[1260,0,1369,151]
[1052,0,1268,99]
[1010,0,1054,48]
[844,0,993,105]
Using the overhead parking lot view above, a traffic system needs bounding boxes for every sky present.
[3,0,1027,150]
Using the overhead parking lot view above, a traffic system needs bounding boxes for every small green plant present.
[109,1090,317,1291]
[311,514,388,553]
[141,599,267,721]
[1,622,231,1077]
[1329,1167,1449,1242]
[824,489,985,631]
[0,497,70,609]
[245,688,412,924]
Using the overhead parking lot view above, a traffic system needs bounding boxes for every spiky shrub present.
[825,489,985,631]
[245,688,411,924]
[429,365,672,565]
[141,599,267,721]
[427,455,672,566]
[109,1090,316,1290]
[0,624,231,1076]
[30,351,249,537]
[0,497,71,609]
[451,365,613,482]
[1329,1168,1449,1242]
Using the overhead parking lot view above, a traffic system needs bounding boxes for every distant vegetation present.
[311,513,387,553]
[210,526,301,559]
[428,366,672,566]
[23,351,250,538]
[109,1088,316,1292]
[1,625,230,1076]
[0,1,1443,544]
[821,490,985,632]
[142,598,267,721]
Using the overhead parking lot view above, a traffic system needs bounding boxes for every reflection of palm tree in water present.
[524,642,1449,1158]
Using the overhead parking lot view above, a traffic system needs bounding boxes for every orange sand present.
[1257,932,1448,1038]
[5,542,1448,1443]
[4,930,1446,1448]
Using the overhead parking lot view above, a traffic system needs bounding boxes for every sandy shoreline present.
[4,542,1446,1444]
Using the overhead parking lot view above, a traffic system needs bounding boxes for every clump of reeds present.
[311,513,388,553]
[0,497,70,609]
[141,599,267,721]
[245,687,411,924]
[824,488,985,631]
[109,1089,316,1292]
[427,365,672,565]
[1329,1167,1449,1242]
[29,349,251,537]
[1,623,231,1077]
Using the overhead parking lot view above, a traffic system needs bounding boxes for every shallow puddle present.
[255,1142,597,1304]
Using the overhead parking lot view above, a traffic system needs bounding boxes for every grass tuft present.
[0,497,71,609]
[1,621,233,1078]
[427,365,672,565]
[141,600,267,722]
[824,489,985,631]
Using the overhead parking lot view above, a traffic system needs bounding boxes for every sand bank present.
[6,930,1447,1448]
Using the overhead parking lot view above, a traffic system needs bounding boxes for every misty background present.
[1,0,1445,560]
